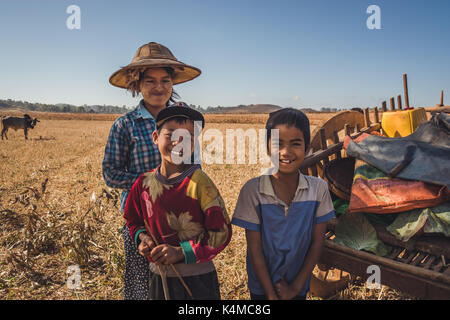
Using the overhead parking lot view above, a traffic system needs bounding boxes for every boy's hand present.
[275,278,299,300]
[138,233,155,258]
[266,293,279,300]
[151,244,185,265]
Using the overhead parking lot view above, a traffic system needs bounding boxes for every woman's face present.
[139,68,173,108]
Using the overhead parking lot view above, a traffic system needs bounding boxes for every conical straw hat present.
[109,42,201,88]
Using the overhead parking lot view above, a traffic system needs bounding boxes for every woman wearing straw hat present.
[102,42,201,299]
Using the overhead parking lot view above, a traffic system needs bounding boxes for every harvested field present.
[0,112,413,300]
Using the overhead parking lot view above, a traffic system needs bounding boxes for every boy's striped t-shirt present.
[231,173,335,296]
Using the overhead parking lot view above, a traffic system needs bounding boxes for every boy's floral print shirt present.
[124,165,232,264]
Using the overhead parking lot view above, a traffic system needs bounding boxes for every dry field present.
[0,112,412,300]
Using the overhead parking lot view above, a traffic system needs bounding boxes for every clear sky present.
[0,0,449,110]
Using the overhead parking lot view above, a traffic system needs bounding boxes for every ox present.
[1,114,40,140]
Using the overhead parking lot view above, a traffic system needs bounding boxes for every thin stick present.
[159,266,170,300]
[143,220,193,298]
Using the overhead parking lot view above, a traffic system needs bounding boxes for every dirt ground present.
[0,112,413,299]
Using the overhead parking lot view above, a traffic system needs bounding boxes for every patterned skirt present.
[122,224,150,300]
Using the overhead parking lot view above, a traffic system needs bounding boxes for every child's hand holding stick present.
[143,219,193,299]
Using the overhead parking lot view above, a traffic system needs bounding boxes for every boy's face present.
[152,119,195,166]
[268,124,306,175]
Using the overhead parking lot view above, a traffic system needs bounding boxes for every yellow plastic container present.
[381,107,427,137]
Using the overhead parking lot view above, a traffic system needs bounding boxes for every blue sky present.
[0,0,449,110]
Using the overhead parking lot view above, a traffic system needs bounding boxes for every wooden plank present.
[319,244,450,299]
[319,128,329,165]
[404,250,419,264]
[309,110,364,153]
[411,252,428,266]
[323,240,450,285]
[388,247,403,259]
[390,97,396,111]
[363,108,371,127]
[344,123,351,136]
[300,123,381,169]
[397,95,403,110]
[332,131,341,159]
[403,74,410,108]
[423,256,437,269]
[374,107,379,124]
[382,101,387,112]
[433,260,444,272]
[440,90,444,106]
[308,165,318,177]
[425,106,450,113]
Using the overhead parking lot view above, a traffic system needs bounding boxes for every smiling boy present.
[124,102,232,300]
[231,108,335,300]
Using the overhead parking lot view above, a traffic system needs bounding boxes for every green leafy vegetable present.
[334,212,391,256]
[386,203,450,241]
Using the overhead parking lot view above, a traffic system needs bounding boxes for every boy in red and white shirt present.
[124,102,231,300]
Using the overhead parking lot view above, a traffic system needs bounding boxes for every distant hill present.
[198,104,323,114]
[204,104,282,114]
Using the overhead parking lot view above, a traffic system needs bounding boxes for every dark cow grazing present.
[1,114,40,140]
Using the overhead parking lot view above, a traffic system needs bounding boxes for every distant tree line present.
[0,99,131,114]
[0,99,346,115]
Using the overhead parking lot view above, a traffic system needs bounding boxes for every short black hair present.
[156,116,191,133]
[265,108,310,152]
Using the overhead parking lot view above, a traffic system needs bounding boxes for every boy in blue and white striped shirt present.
[231,108,335,300]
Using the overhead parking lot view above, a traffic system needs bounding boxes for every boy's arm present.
[179,172,232,264]
[275,222,327,299]
[123,176,147,247]
[246,230,279,300]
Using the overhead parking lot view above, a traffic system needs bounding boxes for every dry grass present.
[0,113,412,300]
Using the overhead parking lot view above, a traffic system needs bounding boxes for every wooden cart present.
[300,107,450,300]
